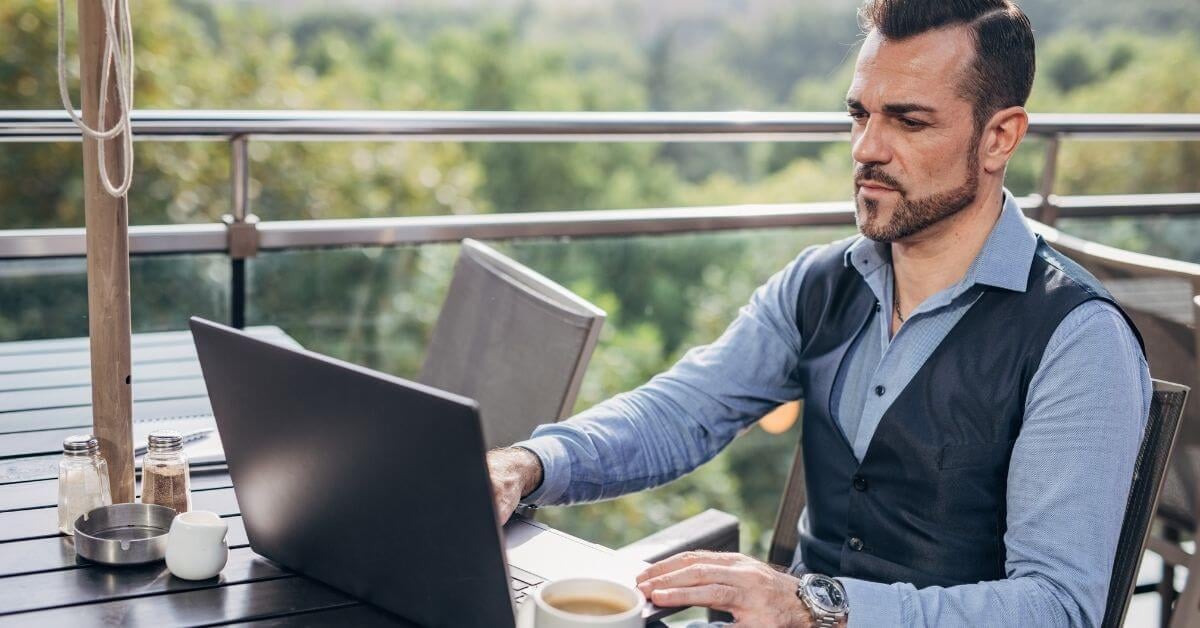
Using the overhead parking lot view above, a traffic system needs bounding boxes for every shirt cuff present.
[838,577,904,628]
[512,435,572,505]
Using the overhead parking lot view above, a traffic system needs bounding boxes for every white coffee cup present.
[165,510,229,580]
[533,577,644,628]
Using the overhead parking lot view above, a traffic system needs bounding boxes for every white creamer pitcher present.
[165,510,228,580]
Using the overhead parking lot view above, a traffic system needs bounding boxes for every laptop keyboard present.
[509,565,546,606]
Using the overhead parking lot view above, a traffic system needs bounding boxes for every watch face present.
[805,575,847,613]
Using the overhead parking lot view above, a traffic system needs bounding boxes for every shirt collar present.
[843,189,1038,293]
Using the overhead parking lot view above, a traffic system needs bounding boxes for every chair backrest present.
[419,239,605,449]
[1031,220,1200,529]
[768,436,807,567]
[1103,379,1189,628]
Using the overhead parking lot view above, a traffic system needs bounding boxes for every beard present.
[854,148,980,243]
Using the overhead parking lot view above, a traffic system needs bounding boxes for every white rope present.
[57,0,135,198]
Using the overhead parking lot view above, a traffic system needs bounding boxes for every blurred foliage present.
[1,0,1198,559]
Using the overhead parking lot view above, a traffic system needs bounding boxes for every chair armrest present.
[1148,535,1192,568]
[615,509,740,564]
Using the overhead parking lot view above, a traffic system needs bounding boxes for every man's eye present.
[848,111,868,122]
[899,117,925,129]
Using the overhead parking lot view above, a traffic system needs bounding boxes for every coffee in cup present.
[533,577,644,628]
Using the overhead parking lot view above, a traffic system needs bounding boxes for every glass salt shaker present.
[57,434,113,535]
[141,430,192,514]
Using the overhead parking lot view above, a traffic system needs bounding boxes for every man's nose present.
[851,118,893,166]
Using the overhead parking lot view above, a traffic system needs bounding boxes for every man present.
[488,0,1151,625]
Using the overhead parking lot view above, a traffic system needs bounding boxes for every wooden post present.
[78,0,135,504]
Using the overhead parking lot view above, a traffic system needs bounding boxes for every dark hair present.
[859,0,1036,131]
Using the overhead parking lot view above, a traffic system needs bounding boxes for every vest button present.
[848,537,864,551]
[853,475,868,491]
[874,385,886,396]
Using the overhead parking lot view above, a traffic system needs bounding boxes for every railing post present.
[224,135,257,329]
[1037,135,1061,226]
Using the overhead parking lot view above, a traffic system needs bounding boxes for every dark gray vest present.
[794,236,1143,588]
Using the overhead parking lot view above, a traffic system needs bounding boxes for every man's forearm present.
[515,387,732,505]
[504,446,543,497]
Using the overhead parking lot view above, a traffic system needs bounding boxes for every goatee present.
[854,154,980,242]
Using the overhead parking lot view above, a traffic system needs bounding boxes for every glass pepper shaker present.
[57,434,113,535]
[141,430,192,514]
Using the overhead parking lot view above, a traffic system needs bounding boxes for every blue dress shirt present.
[516,190,1151,628]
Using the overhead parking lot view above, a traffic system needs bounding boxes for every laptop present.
[189,317,668,627]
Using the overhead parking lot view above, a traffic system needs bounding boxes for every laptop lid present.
[189,317,516,628]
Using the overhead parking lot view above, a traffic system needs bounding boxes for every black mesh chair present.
[1104,379,1189,628]
[1163,298,1200,628]
[419,239,605,450]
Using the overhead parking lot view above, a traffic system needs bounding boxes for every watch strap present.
[813,616,839,628]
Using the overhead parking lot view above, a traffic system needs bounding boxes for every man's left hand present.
[636,551,818,627]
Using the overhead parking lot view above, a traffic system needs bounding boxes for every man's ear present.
[979,106,1029,174]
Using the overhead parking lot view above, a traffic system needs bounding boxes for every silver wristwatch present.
[796,573,848,627]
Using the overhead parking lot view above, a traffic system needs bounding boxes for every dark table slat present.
[0,326,296,358]
[1,343,205,375]
[0,547,288,617]
[0,396,213,436]
[2,455,227,485]
[0,454,61,484]
[0,516,249,578]
[0,487,240,543]
[0,326,296,375]
[0,575,356,627]
[0,377,208,414]
[0,478,64,512]
[0,329,199,357]
[221,603,417,627]
[0,469,233,513]
[1,405,216,458]
[0,360,203,394]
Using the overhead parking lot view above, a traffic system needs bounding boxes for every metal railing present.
[5,110,1200,141]
[2,110,1199,326]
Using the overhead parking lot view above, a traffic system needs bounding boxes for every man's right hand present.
[485,447,544,525]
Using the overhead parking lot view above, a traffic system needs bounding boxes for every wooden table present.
[0,328,413,626]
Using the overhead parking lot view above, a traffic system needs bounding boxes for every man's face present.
[846,27,983,242]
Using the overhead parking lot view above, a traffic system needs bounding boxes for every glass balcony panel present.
[0,254,229,342]
[247,141,858,220]
[0,144,85,229]
[1060,216,1200,263]
[0,143,230,230]
[1053,141,1200,196]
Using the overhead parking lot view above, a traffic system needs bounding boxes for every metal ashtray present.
[73,503,177,565]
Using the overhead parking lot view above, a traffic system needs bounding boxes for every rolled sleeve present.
[515,437,572,505]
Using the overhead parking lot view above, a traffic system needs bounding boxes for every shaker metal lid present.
[63,434,99,453]
[147,429,184,451]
